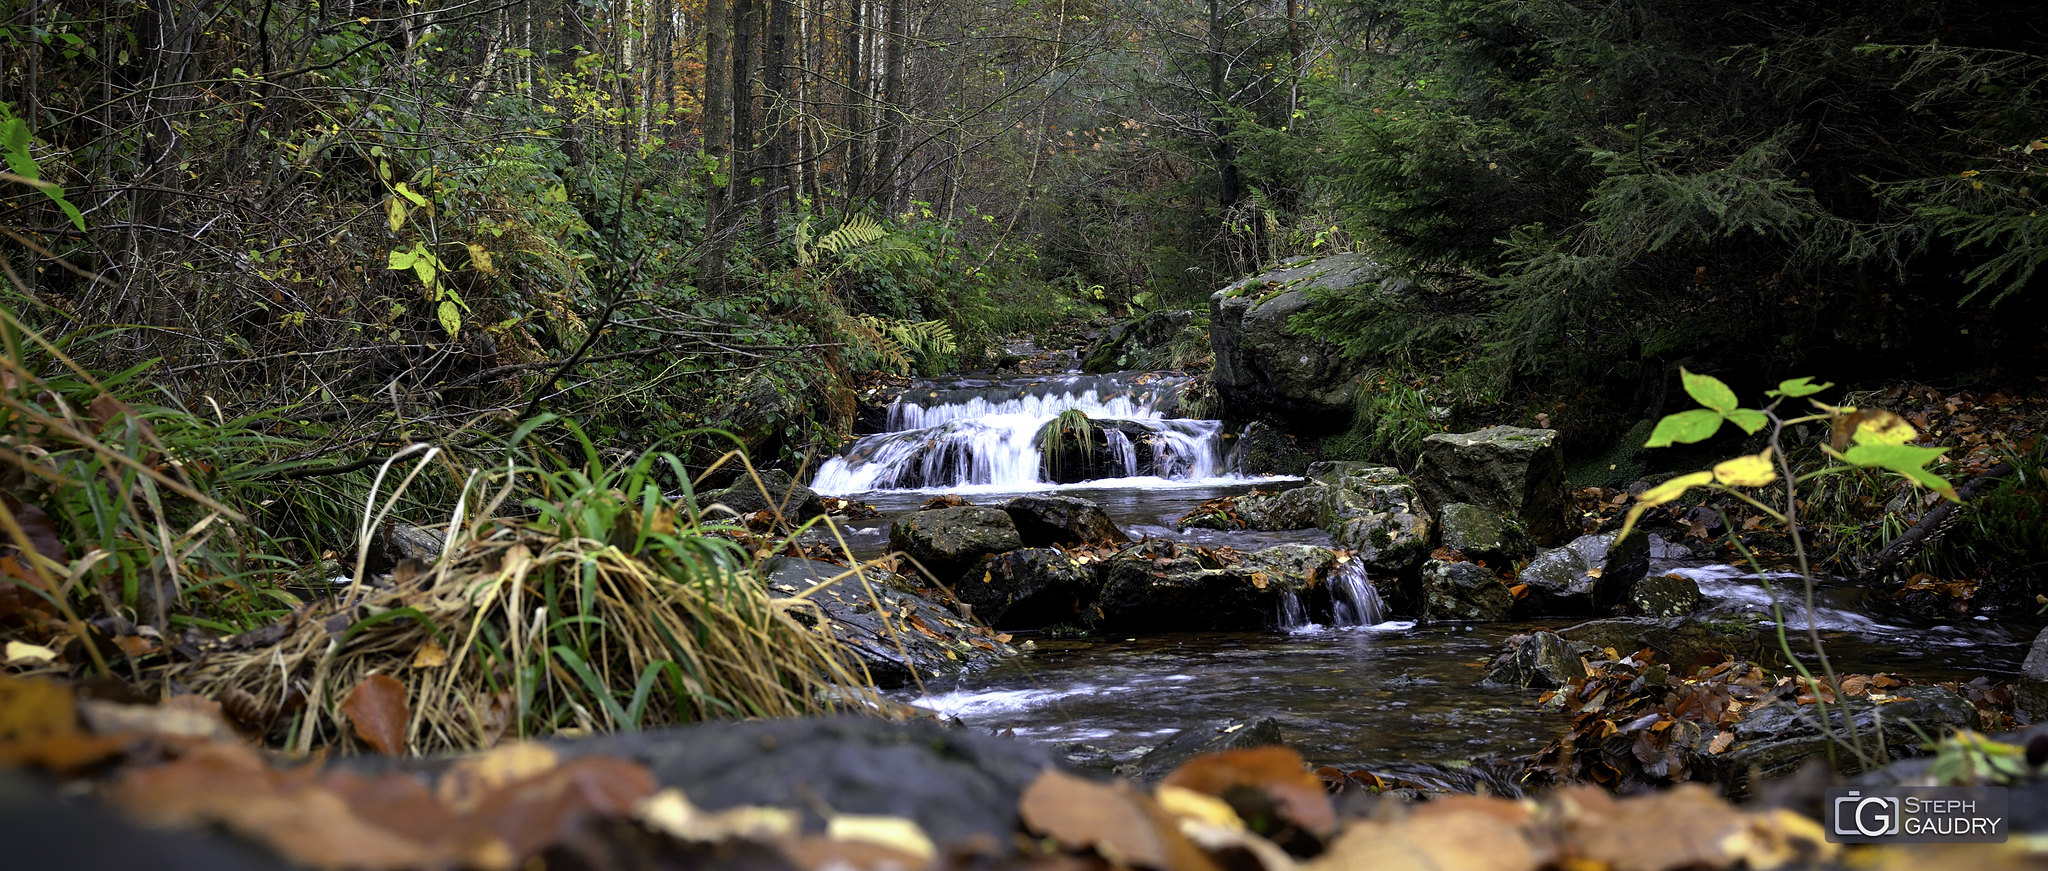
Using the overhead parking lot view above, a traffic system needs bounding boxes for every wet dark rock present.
[1486,630,1591,688]
[1002,494,1128,548]
[1717,687,1978,799]
[548,716,1063,847]
[1413,426,1571,546]
[1556,616,1772,672]
[956,548,1100,629]
[888,506,1023,585]
[1118,717,1288,782]
[1311,463,1432,573]
[1209,254,1384,429]
[1230,484,1327,531]
[2018,626,2048,722]
[1626,571,1703,618]
[1515,530,1649,616]
[1095,542,1331,632]
[1435,502,1533,565]
[1647,534,1694,561]
[1422,560,1516,623]
[709,372,804,464]
[707,469,826,521]
[365,522,444,574]
[764,557,1015,686]
[1080,309,1209,373]
[1227,421,1314,476]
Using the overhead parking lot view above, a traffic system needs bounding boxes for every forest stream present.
[806,367,2034,775]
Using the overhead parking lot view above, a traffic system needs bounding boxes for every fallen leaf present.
[410,639,449,669]
[1560,783,1748,871]
[1157,785,1244,830]
[1162,746,1337,837]
[5,639,57,664]
[637,788,799,842]
[437,741,559,813]
[464,756,657,863]
[1020,769,1173,868]
[80,696,239,743]
[827,814,937,862]
[341,673,410,757]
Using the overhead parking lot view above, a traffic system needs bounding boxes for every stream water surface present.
[809,370,2032,772]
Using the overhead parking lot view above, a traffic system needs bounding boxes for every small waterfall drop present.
[1277,591,1310,629]
[1330,559,1386,627]
[813,372,1235,494]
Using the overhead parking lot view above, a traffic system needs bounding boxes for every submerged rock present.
[1435,502,1533,565]
[956,548,1100,629]
[1413,426,1570,546]
[1209,254,1384,429]
[888,506,1023,584]
[1422,560,1516,623]
[1118,717,1288,782]
[1515,531,1649,616]
[1717,687,1978,798]
[1003,494,1129,548]
[1626,571,1703,618]
[764,557,1016,687]
[1556,616,1771,671]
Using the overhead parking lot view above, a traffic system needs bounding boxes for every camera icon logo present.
[1833,790,1902,837]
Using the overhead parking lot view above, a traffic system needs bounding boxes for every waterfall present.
[1277,590,1311,630]
[1330,559,1386,627]
[813,372,1237,494]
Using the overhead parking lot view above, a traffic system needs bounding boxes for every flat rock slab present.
[765,557,1014,687]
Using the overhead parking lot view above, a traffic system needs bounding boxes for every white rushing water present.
[813,374,1235,493]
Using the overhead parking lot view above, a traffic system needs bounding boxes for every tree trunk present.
[872,0,907,211]
[730,0,759,212]
[698,0,733,292]
[759,0,794,249]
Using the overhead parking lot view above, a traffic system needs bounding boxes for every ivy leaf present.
[1767,377,1832,399]
[1681,368,1739,412]
[1712,450,1777,487]
[386,247,418,270]
[386,196,406,232]
[1645,409,1723,447]
[465,243,495,274]
[394,181,428,207]
[437,300,462,337]
[1722,408,1768,435]
[1839,444,1958,502]
[1619,471,1715,541]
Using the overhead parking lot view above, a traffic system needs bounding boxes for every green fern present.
[801,214,889,266]
[845,314,956,375]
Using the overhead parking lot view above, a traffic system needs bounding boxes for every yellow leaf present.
[1619,472,1714,541]
[386,196,406,232]
[5,640,58,665]
[1157,785,1244,830]
[637,789,798,842]
[409,639,449,670]
[825,814,935,861]
[1712,450,1778,488]
[465,243,494,274]
[1849,409,1917,446]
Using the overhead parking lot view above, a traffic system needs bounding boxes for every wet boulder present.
[1435,502,1533,565]
[1556,616,1772,672]
[888,506,1023,584]
[1487,631,1593,688]
[1226,420,1315,476]
[1422,560,1516,623]
[1515,530,1649,616]
[1231,484,1327,531]
[1095,542,1329,632]
[956,548,1101,629]
[1312,463,1433,573]
[1118,717,1288,782]
[2018,627,2048,722]
[1626,571,1703,618]
[1081,309,1210,373]
[764,557,1015,687]
[1413,426,1571,546]
[706,468,826,521]
[1716,687,1978,798]
[1003,494,1129,548]
[1209,254,1385,429]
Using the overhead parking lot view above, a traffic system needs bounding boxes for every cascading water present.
[1276,558,1389,631]
[813,372,1232,493]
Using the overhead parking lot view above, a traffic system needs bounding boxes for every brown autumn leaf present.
[1020,769,1176,869]
[0,674,132,772]
[341,673,411,756]
[465,756,658,863]
[1558,783,1750,871]
[437,741,560,813]
[1162,746,1337,837]
[1,496,65,569]
[1310,808,1542,871]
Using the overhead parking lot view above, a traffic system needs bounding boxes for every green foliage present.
[1319,373,1448,467]
[1038,408,1096,480]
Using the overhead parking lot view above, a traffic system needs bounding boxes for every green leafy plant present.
[1038,408,1096,481]
[1620,369,1963,768]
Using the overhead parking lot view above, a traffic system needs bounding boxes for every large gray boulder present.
[1081,309,1210,373]
[1226,421,1315,476]
[956,548,1100,629]
[888,506,1023,584]
[1413,426,1571,546]
[1177,484,1326,531]
[1209,254,1384,429]
[1487,630,1592,688]
[1095,542,1335,632]
[1002,494,1128,548]
[764,557,1015,687]
[1557,616,1772,672]
[2019,627,2048,722]
[1421,559,1515,623]
[1311,462,1433,574]
[1515,531,1650,616]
